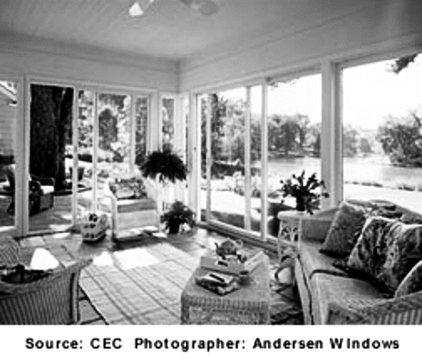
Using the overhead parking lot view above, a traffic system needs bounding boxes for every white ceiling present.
[0,0,383,61]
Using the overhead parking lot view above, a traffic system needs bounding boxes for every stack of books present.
[195,272,240,296]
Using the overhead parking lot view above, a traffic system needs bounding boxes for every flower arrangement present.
[280,171,329,214]
[161,201,195,234]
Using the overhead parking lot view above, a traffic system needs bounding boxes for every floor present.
[18,227,302,325]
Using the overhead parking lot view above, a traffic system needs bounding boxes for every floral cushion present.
[320,201,402,258]
[394,260,422,298]
[319,201,367,257]
[109,177,148,200]
[346,216,395,278]
[377,222,422,291]
[346,216,422,292]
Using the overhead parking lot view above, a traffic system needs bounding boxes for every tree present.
[359,137,372,156]
[343,124,359,157]
[388,54,418,74]
[30,84,73,191]
[269,115,299,156]
[376,112,422,165]
[296,114,310,149]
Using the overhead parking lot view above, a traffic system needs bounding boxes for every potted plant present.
[280,170,329,214]
[161,201,195,234]
[139,147,187,184]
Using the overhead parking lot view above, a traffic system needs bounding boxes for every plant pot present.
[167,222,181,234]
[295,197,306,212]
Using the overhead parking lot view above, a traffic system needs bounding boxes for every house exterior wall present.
[179,1,422,92]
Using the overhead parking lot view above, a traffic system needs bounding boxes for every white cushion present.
[40,185,54,194]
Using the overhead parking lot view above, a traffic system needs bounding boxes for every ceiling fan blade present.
[180,0,219,16]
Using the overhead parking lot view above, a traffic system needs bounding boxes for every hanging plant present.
[139,148,188,184]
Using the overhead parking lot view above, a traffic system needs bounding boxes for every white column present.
[15,76,26,236]
[260,83,269,240]
[244,86,252,231]
[187,92,201,222]
[149,91,160,152]
[321,61,342,209]
[71,87,78,224]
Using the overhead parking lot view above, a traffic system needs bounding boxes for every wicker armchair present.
[0,239,91,325]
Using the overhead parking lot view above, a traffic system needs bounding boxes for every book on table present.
[195,271,240,295]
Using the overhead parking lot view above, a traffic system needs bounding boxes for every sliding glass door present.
[200,73,322,241]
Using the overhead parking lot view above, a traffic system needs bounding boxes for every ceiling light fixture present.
[128,0,155,17]
[129,2,143,17]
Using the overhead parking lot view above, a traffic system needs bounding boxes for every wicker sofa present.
[295,200,422,325]
[0,236,91,325]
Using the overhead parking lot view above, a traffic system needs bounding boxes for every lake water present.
[263,155,422,190]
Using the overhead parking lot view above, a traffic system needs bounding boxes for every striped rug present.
[79,242,303,325]
[79,242,198,324]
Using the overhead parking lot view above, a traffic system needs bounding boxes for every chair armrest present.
[0,259,92,296]
[327,291,422,324]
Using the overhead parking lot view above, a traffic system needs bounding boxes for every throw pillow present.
[395,260,422,298]
[319,201,367,257]
[377,222,422,292]
[346,216,396,278]
[110,177,148,200]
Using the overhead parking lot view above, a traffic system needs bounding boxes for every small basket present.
[81,213,108,243]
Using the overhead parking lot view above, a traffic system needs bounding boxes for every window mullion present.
[244,87,252,231]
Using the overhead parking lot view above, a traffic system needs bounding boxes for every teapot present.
[215,238,244,258]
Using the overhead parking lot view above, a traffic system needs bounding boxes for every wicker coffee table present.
[181,253,270,324]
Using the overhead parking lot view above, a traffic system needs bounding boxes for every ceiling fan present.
[127,0,219,17]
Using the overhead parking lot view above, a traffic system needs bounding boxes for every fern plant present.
[140,148,188,184]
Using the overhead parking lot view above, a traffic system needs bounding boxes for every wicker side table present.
[275,211,307,284]
[181,254,270,324]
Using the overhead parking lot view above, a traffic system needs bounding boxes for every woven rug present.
[79,242,303,325]
[79,242,198,324]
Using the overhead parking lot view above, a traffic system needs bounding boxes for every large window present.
[199,75,322,239]
[266,74,322,236]
[342,53,422,211]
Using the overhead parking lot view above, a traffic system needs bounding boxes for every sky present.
[220,54,422,131]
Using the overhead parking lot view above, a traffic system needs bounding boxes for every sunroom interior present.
[0,0,421,246]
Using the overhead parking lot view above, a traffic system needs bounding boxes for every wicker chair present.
[0,238,91,325]
[3,165,55,215]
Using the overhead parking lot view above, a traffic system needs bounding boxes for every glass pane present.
[266,74,322,237]
[343,53,422,211]
[134,96,148,168]
[162,97,175,150]
[76,90,95,222]
[209,89,247,229]
[249,85,262,235]
[29,84,74,233]
[0,81,17,234]
[200,94,207,222]
[96,93,131,212]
